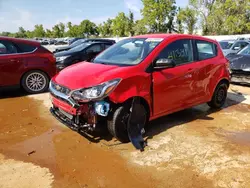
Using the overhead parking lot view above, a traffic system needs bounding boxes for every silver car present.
[219,40,250,56]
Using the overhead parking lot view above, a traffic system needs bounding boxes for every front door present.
[153,39,197,116]
[85,44,103,61]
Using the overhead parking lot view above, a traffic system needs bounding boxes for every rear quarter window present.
[196,40,217,60]
[16,42,37,53]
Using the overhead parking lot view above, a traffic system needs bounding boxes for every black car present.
[53,38,116,53]
[68,37,83,45]
[227,44,250,84]
[54,41,114,70]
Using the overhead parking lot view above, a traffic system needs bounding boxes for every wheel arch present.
[115,96,151,122]
[210,78,230,101]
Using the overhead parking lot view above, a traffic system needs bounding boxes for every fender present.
[108,73,152,116]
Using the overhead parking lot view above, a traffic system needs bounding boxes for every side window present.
[0,40,18,54]
[157,39,193,66]
[16,43,36,53]
[0,42,7,54]
[104,43,112,49]
[196,40,217,60]
[232,42,248,50]
[86,44,102,53]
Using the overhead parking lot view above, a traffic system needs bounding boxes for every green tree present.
[189,0,216,35]
[26,30,34,38]
[133,19,147,35]
[79,20,98,37]
[177,7,197,34]
[52,23,66,38]
[127,11,135,36]
[112,12,129,37]
[15,27,27,38]
[176,7,184,33]
[141,0,177,33]
[0,32,12,37]
[206,0,250,35]
[45,29,53,38]
[33,24,46,37]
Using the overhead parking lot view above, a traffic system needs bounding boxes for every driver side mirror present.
[233,46,240,50]
[154,58,176,69]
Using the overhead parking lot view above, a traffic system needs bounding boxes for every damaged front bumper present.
[230,70,250,84]
[49,81,110,132]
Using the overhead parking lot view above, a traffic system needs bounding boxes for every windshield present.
[238,45,250,55]
[219,41,234,49]
[93,38,164,65]
[70,39,86,48]
[68,43,91,53]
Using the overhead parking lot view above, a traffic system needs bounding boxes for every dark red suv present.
[0,37,56,94]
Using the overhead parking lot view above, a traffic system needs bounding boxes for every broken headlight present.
[71,78,121,102]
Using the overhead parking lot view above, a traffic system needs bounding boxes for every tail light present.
[38,46,56,63]
[225,59,231,74]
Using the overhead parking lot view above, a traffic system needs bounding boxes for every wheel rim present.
[25,72,46,92]
[217,87,225,103]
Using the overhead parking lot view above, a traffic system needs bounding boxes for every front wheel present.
[107,104,147,143]
[21,70,49,94]
[207,82,228,109]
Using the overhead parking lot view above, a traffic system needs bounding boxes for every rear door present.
[0,40,21,86]
[85,44,103,61]
[192,39,218,103]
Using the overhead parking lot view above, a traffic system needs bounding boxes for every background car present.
[0,36,56,94]
[227,44,250,84]
[54,41,114,70]
[68,37,83,45]
[220,40,249,56]
[53,38,116,53]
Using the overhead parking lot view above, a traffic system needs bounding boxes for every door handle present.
[10,59,19,63]
[187,68,193,71]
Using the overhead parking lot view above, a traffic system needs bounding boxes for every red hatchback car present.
[49,34,230,143]
[0,37,56,94]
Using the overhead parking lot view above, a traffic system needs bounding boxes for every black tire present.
[107,104,147,143]
[207,82,228,109]
[21,70,49,94]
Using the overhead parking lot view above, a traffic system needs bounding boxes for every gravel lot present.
[1,84,250,188]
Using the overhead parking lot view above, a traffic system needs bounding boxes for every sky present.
[0,0,189,33]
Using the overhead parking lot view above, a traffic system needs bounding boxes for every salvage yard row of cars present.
[0,34,250,149]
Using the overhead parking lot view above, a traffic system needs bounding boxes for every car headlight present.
[71,78,121,102]
[56,56,69,62]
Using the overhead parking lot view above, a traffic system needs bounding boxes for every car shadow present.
[144,92,246,142]
[78,91,247,146]
[0,88,49,99]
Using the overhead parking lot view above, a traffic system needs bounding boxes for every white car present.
[219,40,250,56]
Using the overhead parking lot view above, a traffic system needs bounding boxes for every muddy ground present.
[1,84,250,188]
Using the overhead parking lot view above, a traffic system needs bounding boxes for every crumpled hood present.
[53,62,129,90]
[227,54,250,70]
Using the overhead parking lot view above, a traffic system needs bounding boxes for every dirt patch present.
[0,154,53,188]
[2,86,250,187]
[0,93,160,188]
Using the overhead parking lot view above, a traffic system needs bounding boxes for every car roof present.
[88,41,115,45]
[132,33,218,43]
[0,36,41,47]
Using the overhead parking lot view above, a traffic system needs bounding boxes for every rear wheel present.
[107,104,147,143]
[21,70,49,94]
[207,82,228,109]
